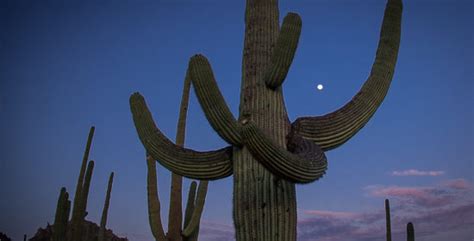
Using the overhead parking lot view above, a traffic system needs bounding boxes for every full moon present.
[317,84,324,91]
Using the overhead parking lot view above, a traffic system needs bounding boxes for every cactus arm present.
[182,181,208,237]
[98,172,114,241]
[265,13,302,89]
[70,126,94,241]
[240,120,327,183]
[147,156,167,241]
[291,0,402,151]
[81,160,94,219]
[188,55,242,146]
[130,93,233,180]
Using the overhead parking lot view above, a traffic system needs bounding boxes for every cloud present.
[391,169,445,176]
[298,179,474,241]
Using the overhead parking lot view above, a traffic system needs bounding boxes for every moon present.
[317,84,324,91]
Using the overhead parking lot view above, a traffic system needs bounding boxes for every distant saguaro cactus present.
[407,222,415,241]
[130,0,402,240]
[98,172,115,241]
[146,70,208,241]
[385,199,392,241]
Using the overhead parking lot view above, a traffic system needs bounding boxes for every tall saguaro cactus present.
[130,0,402,240]
[146,69,208,241]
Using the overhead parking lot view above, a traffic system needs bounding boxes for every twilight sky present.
[1,0,473,241]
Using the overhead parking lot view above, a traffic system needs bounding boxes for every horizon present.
[1,0,473,241]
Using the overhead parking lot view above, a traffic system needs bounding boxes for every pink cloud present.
[391,169,445,176]
[303,210,359,219]
[443,178,472,190]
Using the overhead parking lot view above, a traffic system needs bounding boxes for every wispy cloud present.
[391,169,445,176]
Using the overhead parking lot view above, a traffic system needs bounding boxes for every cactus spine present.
[407,222,415,241]
[385,199,392,241]
[70,126,95,241]
[147,69,208,241]
[130,0,403,240]
[98,172,114,241]
[52,187,70,241]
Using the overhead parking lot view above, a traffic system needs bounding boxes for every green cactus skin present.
[146,68,209,241]
[385,199,392,241]
[52,187,70,241]
[71,160,95,241]
[131,0,402,240]
[131,94,233,180]
[188,56,242,146]
[98,172,114,241]
[70,127,95,241]
[407,222,415,241]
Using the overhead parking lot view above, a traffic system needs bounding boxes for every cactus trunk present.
[233,1,296,240]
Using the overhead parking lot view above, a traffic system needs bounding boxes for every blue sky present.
[1,0,472,241]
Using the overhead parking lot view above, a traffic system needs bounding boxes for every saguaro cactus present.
[98,172,115,241]
[130,0,402,240]
[385,199,392,241]
[146,69,208,241]
[70,127,95,241]
[407,222,415,241]
[52,187,71,241]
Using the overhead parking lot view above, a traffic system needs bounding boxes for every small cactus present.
[385,199,392,241]
[98,172,114,241]
[407,222,415,241]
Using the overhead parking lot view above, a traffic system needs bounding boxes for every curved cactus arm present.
[240,120,327,183]
[265,12,302,89]
[130,93,233,180]
[291,0,402,151]
[182,181,209,237]
[146,156,167,241]
[188,55,242,146]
